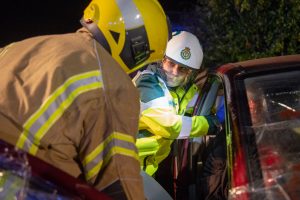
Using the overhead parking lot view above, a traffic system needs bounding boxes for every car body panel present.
[199,54,300,199]
[0,140,111,200]
[156,55,300,200]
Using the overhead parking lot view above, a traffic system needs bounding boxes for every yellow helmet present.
[81,0,171,74]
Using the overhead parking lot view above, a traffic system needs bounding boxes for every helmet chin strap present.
[80,19,111,54]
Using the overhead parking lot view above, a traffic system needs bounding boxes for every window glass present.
[244,69,300,197]
[245,70,300,125]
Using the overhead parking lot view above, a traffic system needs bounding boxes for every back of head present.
[165,31,203,70]
[81,0,171,74]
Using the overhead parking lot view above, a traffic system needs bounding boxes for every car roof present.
[216,54,300,75]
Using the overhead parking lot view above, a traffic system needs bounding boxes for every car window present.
[244,70,300,152]
[245,70,300,126]
[243,69,300,198]
[195,76,224,117]
[193,75,226,146]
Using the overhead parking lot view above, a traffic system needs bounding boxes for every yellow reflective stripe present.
[29,82,102,154]
[83,132,138,180]
[82,132,135,165]
[16,70,101,153]
[115,132,136,143]
[82,134,114,166]
[86,146,139,180]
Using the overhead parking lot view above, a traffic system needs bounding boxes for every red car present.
[0,140,111,200]
[195,54,300,200]
[157,54,300,200]
[216,55,300,199]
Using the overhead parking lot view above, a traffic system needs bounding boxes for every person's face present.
[162,58,191,87]
[247,92,265,125]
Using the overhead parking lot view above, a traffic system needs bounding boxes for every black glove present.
[204,115,222,135]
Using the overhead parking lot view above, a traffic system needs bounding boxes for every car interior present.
[243,70,300,199]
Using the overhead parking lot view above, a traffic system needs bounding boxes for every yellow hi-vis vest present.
[134,69,209,176]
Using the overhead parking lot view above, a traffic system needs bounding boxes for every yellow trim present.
[115,132,136,143]
[83,132,135,166]
[83,132,138,180]
[82,132,114,166]
[29,82,102,154]
[17,71,102,152]
[86,146,139,180]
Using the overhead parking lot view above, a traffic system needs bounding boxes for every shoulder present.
[134,70,165,103]
[135,70,157,85]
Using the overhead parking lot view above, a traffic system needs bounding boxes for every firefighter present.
[133,31,220,176]
[0,0,170,199]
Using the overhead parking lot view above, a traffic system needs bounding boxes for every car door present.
[191,73,228,199]
[231,68,300,200]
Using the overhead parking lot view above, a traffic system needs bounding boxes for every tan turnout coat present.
[0,28,144,199]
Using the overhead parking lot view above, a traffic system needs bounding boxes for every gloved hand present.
[194,69,208,90]
[204,115,222,135]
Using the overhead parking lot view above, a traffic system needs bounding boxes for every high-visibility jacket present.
[0,28,144,199]
[133,65,209,175]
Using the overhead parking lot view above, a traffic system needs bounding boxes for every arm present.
[136,73,209,140]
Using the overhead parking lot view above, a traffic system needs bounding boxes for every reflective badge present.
[180,47,191,60]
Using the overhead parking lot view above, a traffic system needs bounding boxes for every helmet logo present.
[180,47,191,60]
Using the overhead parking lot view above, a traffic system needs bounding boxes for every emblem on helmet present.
[180,47,191,60]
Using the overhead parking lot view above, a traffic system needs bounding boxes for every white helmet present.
[165,31,203,70]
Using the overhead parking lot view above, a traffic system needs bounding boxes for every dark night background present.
[2,0,299,67]
[0,0,90,46]
[0,0,195,47]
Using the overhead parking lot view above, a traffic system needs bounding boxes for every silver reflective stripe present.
[84,138,137,179]
[82,132,139,180]
[157,76,169,90]
[116,0,144,29]
[132,70,154,86]
[140,70,154,76]
[17,71,102,154]
[141,96,171,112]
[186,93,199,109]
[26,77,100,142]
[177,116,192,139]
